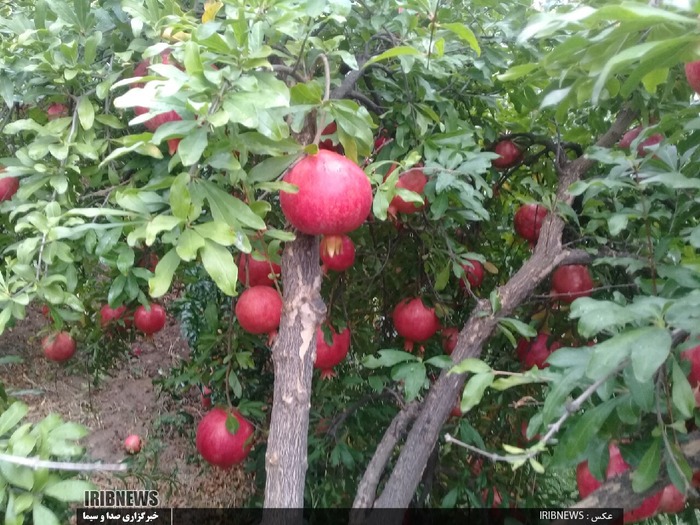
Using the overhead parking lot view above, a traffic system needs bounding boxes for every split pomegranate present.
[0,167,19,202]
[491,140,523,170]
[459,259,484,290]
[42,331,76,362]
[320,235,356,272]
[196,408,254,468]
[280,150,373,235]
[386,164,428,216]
[516,333,562,370]
[392,298,440,352]
[551,265,593,303]
[314,325,351,379]
[99,304,128,328]
[234,286,282,336]
[134,303,167,335]
[441,327,459,355]
[47,103,68,120]
[514,204,547,243]
[236,253,281,287]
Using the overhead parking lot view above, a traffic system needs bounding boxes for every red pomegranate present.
[441,327,459,355]
[657,484,685,514]
[124,434,142,454]
[460,259,484,290]
[42,331,76,362]
[686,61,700,95]
[318,122,343,154]
[624,491,663,523]
[237,253,281,287]
[576,442,630,499]
[392,298,440,352]
[0,168,19,202]
[619,127,642,149]
[681,344,700,386]
[134,303,167,335]
[637,133,663,157]
[491,140,523,170]
[196,408,254,468]
[514,204,547,243]
[234,286,283,336]
[201,386,213,409]
[320,235,356,272]
[280,150,373,235]
[137,252,159,272]
[551,265,593,303]
[99,304,128,328]
[132,51,183,134]
[450,398,462,418]
[386,165,428,216]
[516,333,562,370]
[374,133,390,153]
[314,325,351,379]
[47,103,68,120]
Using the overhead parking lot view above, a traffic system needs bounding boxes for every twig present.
[0,452,127,472]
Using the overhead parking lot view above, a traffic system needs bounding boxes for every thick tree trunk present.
[263,234,326,508]
[361,107,639,509]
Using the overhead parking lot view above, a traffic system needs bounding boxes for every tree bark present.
[263,234,326,508]
[362,106,639,509]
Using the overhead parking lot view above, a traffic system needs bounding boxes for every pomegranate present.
[520,420,542,443]
[516,333,562,370]
[132,51,183,134]
[491,140,523,170]
[124,434,142,454]
[624,492,663,523]
[137,252,159,272]
[280,150,373,235]
[47,103,68,120]
[201,386,213,409]
[459,259,484,290]
[0,169,19,202]
[681,344,700,405]
[514,204,547,243]
[450,399,462,418]
[686,60,700,95]
[320,235,356,272]
[318,122,343,154]
[234,286,282,336]
[41,304,50,319]
[42,331,76,362]
[619,127,642,149]
[99,304,128,328]
[392,298,440,352]
[314,325,351,379]
[236,253,281,287]
[196,408,254,468]
[657,484,685,514]
[134,303,167,335]
[551,265,593,303]
[374,133,390,153]
[386,164,428,216]
[441,327,459,355]
[637,133,663,157]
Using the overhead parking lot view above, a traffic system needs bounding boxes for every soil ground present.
[0,304,255,515]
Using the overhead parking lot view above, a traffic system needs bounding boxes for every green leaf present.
[362,350,417,369]
[77,97,94,131]
[192,222,238,247]
[570,298,636,338]
[498,318,536,338]
[671,358,696,420]
[44,479,96,502]
[631,439,661,493]
[586,327,668,381]
[248,155,298,184]
[449,358,492,376]
[558,399,620,462]
[364,46,422,66]
[459,372,494,414]
[0,402,28,436]
[176,229,205,262]
[178,127,208,166]
[145,215,182,246]
[441,23,480,55]
[49,422,88,440]
[184,40,203,75]
[196,181,266,230]
[200,240,237,296]
[629,328,671,383]
[423,355,453,369]
[169,172,193,220]
[148,248,180,298]
[33,502,60,525]
[391,362,426,401]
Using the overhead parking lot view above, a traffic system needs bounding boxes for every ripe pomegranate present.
[314,325,351,379]
[392,298,440,352]
[520,420,542,443]
[42,331,76,362]
[132,51,184,134]
[137,252,159,272]
[318,122,343,154]
[624,492,663,523]
[99,304,128,328]
[41,304,50,319]
[124,434,142,454]
[374,134,390,153]
[450,400,462,418]
[441,327,459,355]
[459,259,484,290]
[386,164,428,216]
[636,133,663,157]
[234,286,282,336]
[196,408,254,468]
[685,60,700,95]
[320,235,356,272]
[681,344,700,405]
[237,253,281,287]
[491,140,523,170]
[514,204,547,243]
[134,303,167,335]
[657,484,685,514]
[0,168,19,202]
[516,333,562,370]
[619,127,642,149]
[201,386,213,409]
[47,103,68,120]
[280,150,373,235]
[551,265,593,303]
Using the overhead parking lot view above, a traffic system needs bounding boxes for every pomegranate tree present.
[491,139,523,170]
[459,259,484,290]
[236,253,281,287]
[386,165,428,216]
[392,298,440,352]
[314,325,351,379]
[234,286,282,337]
[280,150,372,235]
[441,327,459,355]
[551,264,593,303]
[514,203,547,244]
[134,303,167,335]
[196,408,254,468]
[320,234,356,272]
[686,60,700,95]
[42,331,76,362]
[516,333,562,370]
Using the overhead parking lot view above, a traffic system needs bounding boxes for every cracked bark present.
[359,106,639,510]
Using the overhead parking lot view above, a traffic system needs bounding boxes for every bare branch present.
[0,452,127,472]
